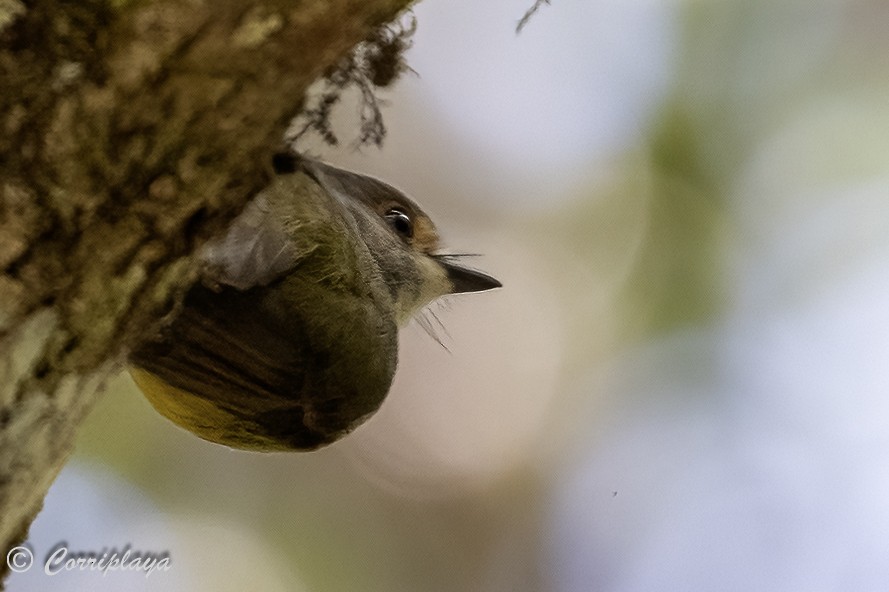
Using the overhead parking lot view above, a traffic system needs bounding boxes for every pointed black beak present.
[436,258,502,294]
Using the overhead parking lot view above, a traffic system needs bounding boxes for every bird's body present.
[129,153,499,451]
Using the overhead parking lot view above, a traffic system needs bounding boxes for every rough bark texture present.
[0,0,412,577]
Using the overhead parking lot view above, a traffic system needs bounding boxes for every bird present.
[129,151,500,451]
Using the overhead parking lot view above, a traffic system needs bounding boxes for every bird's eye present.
[385,208,414,239]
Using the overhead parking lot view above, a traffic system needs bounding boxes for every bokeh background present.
[11,0,889,590]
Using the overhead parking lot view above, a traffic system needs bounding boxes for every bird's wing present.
[200,190,301,291]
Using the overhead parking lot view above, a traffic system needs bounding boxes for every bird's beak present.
[435,257,502,294]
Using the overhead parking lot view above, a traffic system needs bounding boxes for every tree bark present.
[0,0,412,575]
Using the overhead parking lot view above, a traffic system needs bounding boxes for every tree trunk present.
[0,0,412,577]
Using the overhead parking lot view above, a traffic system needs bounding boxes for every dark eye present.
[385,208,414,239]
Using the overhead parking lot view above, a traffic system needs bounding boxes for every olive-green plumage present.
[129,153,500,451]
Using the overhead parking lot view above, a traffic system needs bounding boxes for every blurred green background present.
[12,0,889,590]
